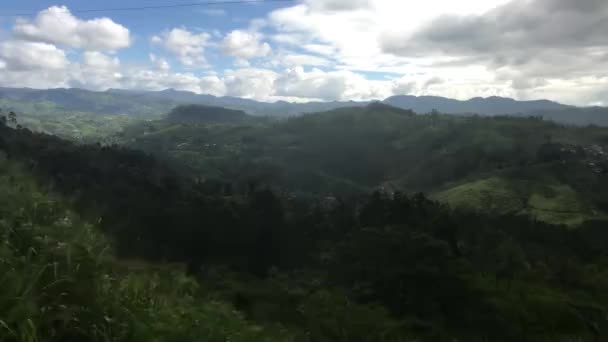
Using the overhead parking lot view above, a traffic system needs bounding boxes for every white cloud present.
[115,66,387,101]
[234,58,251,67]
[121,70,204,93]
[66,52,122,90]
[0,40,68,70]
[514,76,608,106]
[268,1,510,70]
[116,67,389,102]
[304,0,372,12]
[152,28,211,66]
[271,33,309,45]
[221,30,271,59]
[150,54,170,71]
[0,1,605,106]
[261,0,608,105]
[0,42,71,89]
[302,43,337,56]
[390,70,516,100]
[224,68,278,99]
[0,69,71,89]
[14,6,130,51]
[199,75,227,96]
[274,66,392,101]
[272,51,332,67]
[82,51,120,70]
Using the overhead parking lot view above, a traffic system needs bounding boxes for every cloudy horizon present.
[0,0,606,105]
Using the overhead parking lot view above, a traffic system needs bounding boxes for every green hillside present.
[122,103,608,225]
[167,104,250,124]
[433,177,605,226]
[0,158,299,341]
[4,116,608,340]
[434,177,525,214]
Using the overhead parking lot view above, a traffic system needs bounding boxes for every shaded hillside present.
[0,157,293,341]
[123,104,608,224]
[167,104,249,124]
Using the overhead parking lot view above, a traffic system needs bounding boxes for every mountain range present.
[1,87,606,126]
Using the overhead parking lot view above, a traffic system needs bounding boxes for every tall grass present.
[0,159,294,342]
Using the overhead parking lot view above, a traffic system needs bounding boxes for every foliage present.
[122,104,608,224]
[0,158,296,341]
[433,176,606,225]
[167,105,249,124]
[2,108,608,341]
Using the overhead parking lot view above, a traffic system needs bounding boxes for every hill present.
[167,104,249,124]
[3,119,608,340]
[0,152,297,341]
[0,120,415,341]
[122,103,608,225]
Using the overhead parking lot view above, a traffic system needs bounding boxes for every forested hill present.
[2,114,608,341]
[167,104,249,124]
[123,103,608,225]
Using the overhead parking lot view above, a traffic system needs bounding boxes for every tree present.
[494,239,528,289]
[249,189,285,276]
[8,111,17,126]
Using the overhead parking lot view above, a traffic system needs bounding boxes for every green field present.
[434,177,606,225]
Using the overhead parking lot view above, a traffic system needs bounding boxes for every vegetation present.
[433,177,604,226]
[0,158,297,341]
[122,103,608,224]
[2,108,608,341]
[167,105,250,124]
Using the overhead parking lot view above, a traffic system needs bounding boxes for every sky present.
[0,0,606,105]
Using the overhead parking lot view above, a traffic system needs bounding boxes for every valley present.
[1,91,608,341]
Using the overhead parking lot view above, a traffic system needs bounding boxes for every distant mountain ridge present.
[384,95,570,115]
[1,87,606,126]
[104,88,363,116]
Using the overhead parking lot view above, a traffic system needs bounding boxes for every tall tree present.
[8,111,17,126]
